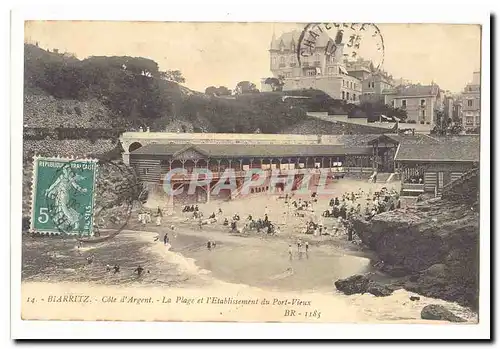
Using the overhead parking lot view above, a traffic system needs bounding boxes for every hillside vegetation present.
[25,44,348,133]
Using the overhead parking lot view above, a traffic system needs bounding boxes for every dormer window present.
[279,40,285,52]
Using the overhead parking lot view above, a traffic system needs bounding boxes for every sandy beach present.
[21,179,478,323]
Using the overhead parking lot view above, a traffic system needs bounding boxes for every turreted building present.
[261,30,362,103]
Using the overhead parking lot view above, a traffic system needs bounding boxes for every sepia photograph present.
[9,5,491,340]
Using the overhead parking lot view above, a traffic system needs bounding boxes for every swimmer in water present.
[135,265,144,277]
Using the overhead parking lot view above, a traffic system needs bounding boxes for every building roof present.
[382,84,440,97]
[130,143,373,158]
[270,29,332,50]
[394,136,480,162]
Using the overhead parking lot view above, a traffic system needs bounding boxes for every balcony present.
[401,183,425,195]
[314,61,321,67]
[302,62,309,67]
[279,63,286,68]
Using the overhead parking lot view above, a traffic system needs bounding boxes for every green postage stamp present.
[30,156,98,236]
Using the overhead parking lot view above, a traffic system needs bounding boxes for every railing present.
[162,167,374,181]
[290,63,297,67]
[302,62,310,67]
[314,61,321,66]
[401,183,425,192]
[343,167,374,174]
[441,167,479,196]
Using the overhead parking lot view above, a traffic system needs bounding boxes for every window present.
[342,91,345,99]
[420,99,426,107]
[142,168,150,175]
[306,69,316,76]
[272,57,277,66]
[346,92,350,100]
[342,80,345,87]
[353,94,356,101]
[391,100,395,107]
[467,99,473,107]
[279,56,285,67]
[402,100,407,108]
[421,110,426,119]
[466,117,473,125]
[338,67,342,74]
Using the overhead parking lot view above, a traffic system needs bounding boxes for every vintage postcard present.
[10,6,491,340]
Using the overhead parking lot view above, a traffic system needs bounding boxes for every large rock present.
[366,283,394,297]
[421,304,466,323]
[335,274,394,297]
[334,275,371,295]
[351,197,479,309]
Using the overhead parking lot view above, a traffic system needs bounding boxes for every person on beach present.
[288,244,293,260]
[164,233,169,245]
[86,255,94,265]
[156,207,163,226]
[207,241,212,251]
[113,265,120,274]
[297,239,302,253]
[135,265,144,277]
[218,208,223,215]
[305,241,309,253]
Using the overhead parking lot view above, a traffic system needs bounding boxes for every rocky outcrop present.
[334,274,394,297]
[351,197,479,309]
[421,304,466,322]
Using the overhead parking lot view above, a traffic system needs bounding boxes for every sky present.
[24,21,481,94]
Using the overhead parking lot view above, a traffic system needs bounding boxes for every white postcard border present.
[10,1,492,340]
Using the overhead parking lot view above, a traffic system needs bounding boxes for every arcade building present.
[123,132,479,204]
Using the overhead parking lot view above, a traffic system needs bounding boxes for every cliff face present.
[351,197,479,308]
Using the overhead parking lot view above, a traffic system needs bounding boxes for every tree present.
[216,86,232,96]
[235,81,259,94]
[159,70,185,83]
[205,86,232,96]
[205,86,218,96]
[431,109,464,135]
[264,75,285,92]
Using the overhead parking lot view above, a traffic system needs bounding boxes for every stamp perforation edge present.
[28,154,99,236]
